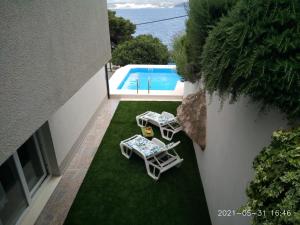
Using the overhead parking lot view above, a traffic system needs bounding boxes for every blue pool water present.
[118,68,181,90]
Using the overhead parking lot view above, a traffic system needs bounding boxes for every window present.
[17,136,46,195]
[0,135,47,225]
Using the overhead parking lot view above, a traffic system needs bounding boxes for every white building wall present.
[0,0,111,165]
[184,82,288,225]
[48,67,107,167]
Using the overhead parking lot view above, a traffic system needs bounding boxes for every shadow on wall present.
[183,81,288,225]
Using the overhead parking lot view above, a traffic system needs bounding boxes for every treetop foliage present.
[108,10,136,49]
[112,35,169,66]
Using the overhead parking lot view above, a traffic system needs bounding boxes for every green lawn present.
[64,101,211,225]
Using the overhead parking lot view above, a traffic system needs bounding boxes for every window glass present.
[0,157,28,225]
[17,137,45,193]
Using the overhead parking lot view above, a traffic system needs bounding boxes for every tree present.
[181,0,237,81]
[112,35,169,66]
[108,10,136,49]
[201,0,300,119]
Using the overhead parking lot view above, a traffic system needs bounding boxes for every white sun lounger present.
[136,111,182,141]
[120,135,183,180]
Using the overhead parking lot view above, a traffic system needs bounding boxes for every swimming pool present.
[109,65,184,100]
[117,68,181,90]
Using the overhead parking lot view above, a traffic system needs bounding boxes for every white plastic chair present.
[136,111,182,141]
[120,135,183,180]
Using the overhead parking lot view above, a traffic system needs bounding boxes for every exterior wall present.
[48,67,107,168]
[184,82,288,225]
[0,0,111,165]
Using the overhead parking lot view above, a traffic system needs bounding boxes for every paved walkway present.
[35,99,119,225]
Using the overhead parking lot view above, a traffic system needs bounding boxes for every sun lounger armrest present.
[151,138,166,147]
[166,141,180,150]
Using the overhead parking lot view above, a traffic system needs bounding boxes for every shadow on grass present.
[64,101,211,225]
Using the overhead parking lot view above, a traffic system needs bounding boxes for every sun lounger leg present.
[160,127,175,141]
[136,117,148,127]
[145,160,161,180]
[120,143,133,159]
[176,160,183,168]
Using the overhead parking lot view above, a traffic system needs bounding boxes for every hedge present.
[182,0,237,81]
[246,127,300,225]
[201,0,300,119]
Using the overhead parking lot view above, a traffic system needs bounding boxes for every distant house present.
[0,1,111,224]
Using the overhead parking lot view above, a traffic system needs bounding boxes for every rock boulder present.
[177,90,207,150]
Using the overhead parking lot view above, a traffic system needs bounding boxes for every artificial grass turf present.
[64,101,211,225]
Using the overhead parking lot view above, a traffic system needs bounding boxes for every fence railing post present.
[148,79,151,94]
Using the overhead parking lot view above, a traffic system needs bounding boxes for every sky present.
[107,0,184,3]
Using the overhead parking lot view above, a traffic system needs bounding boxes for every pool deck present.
[109,65,184,101]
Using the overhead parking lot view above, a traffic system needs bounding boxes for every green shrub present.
[201,0,300,119]
[182,0,237,81]
[112,35,169,66]
[171,35,188,77]
[246,127,300,225]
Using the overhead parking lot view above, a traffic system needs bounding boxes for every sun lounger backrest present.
[161,111,175,118]
[166,141,180,150]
